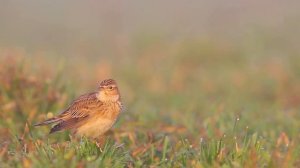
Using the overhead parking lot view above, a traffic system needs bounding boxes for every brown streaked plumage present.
[34,79,122,138]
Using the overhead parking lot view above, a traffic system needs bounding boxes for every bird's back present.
[49,92,102,133]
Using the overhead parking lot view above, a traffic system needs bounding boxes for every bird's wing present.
[59,92,102,120]
[49,92,103,133]
[34,92,101,126]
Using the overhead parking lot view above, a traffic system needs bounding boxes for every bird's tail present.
[33,117,61,126]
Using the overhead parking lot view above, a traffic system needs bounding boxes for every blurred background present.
[1,0,300,152]
[1,0,299,58]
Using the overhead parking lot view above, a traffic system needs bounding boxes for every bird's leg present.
[95,136,106,152]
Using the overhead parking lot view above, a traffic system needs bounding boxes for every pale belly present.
[73,101,121,138]
[74,118,116,138]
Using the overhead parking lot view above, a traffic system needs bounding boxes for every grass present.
[0,35,300,167]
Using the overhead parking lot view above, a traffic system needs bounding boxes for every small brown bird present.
[34,79,122,138]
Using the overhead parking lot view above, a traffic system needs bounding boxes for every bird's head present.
[97,79,120,102]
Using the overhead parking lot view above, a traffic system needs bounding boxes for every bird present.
[34,79,123,139]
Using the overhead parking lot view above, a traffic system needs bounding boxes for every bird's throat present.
[97,91,119,102]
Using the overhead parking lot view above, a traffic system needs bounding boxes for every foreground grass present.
[1,47,300,167]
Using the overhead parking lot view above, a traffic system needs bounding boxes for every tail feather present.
[49,123,64,134]
[49,118,81,134]
[33,117,61,126]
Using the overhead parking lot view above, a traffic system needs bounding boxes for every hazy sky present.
[0,0,299,56]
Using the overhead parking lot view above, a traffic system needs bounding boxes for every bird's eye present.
[108,86,113,90]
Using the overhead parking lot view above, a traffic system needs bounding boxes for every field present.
[1,34,300,168]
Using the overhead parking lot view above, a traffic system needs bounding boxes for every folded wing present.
[34,92,102,134]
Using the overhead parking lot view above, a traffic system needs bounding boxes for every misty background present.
[1,0,299,59]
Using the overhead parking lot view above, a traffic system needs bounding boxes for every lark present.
[34,79,122,139]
